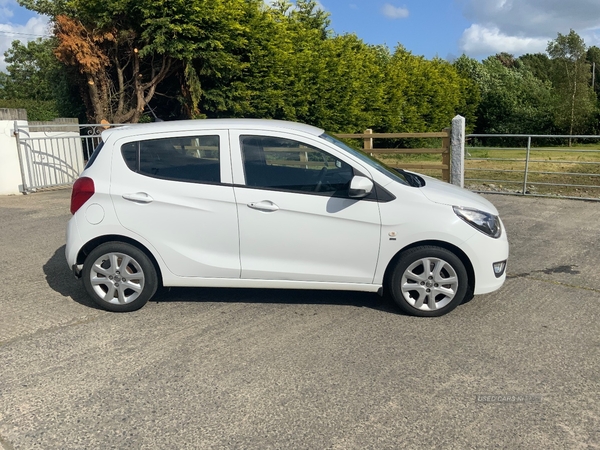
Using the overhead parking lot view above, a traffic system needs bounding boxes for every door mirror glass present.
[348,176,373,198]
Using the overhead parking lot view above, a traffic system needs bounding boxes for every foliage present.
[546,30,597,137]
[381,47,471,134]
[9,0,598,139]
[0,98,59,121]
[18,0,261,123]
[0,38,82,119]
[518,53,553,83]
[475,57,556,135]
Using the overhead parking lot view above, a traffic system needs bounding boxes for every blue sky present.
[321,0,600,59]
[324,1,471,59]
[1,0,600,70]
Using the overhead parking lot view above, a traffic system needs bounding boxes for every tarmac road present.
[0,189,598,449]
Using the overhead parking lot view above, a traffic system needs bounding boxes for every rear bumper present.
[65,215,84,277]
[71,264,82,278]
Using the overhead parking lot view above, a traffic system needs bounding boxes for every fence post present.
[450,115,465,187]
[442,128,451,183]
[522,136,532,196]
[0,112,28,195]
[363,129,373,153]
[13,120,29,193]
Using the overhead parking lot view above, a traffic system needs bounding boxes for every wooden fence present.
[335,128,451,182]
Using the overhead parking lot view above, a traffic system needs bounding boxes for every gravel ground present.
[0,189,598,449]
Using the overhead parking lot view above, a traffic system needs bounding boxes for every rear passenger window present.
[121,136,220,183]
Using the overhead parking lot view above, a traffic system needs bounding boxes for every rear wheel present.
[388,246,468,317]
[82,242,158,312]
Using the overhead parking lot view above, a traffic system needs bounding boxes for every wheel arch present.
[76,235,164,286]
[383,240,475,294]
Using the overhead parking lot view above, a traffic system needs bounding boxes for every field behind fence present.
[464,135,600,201]
[353,132,600,201]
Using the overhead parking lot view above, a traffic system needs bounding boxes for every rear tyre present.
[82,242,158,312]
[387,246,468,317]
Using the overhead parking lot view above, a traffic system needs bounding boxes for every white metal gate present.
[14,121,110,193]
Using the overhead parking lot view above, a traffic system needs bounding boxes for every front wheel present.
[387,246,469,317]
[82,242,158,312]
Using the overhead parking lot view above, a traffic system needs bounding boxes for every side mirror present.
[348,176,374,198]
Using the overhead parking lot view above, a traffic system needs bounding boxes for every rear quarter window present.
[121,135,221,184]
[84,141,104,169]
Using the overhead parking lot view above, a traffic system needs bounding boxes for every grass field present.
[373,142,600,199]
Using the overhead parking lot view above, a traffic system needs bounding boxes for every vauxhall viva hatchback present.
[66,119,508,316]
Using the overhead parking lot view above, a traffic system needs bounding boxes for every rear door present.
[110,130,240,278]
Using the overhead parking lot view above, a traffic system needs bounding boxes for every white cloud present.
[461,0,600,37]
[0,7,13,19]
[585,32,600,48]
[0,16,51,72]
[460,24,547,56]
[459,0,600,57]
[381,4,409,20]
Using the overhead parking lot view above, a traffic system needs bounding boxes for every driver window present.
[240,135,354,194]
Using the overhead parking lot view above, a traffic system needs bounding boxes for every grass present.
[464,146,600,198]
[372,143,600,199]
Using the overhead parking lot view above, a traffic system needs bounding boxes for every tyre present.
[387,246,468,317]
[82,242,158,312]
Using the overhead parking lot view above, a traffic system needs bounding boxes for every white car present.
[66,119,508,316]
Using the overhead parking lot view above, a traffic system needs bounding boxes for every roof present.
[101,118,325,142]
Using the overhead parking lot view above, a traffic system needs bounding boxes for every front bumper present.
[463,221,509,295]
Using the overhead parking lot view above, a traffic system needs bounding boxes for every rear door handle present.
[247,200,279,212]
[122,192,154,204]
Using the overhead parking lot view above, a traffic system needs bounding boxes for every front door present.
[231,131,381,284]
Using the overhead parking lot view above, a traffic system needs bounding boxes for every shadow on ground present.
[43,245,101,310]
[43,246,400,314]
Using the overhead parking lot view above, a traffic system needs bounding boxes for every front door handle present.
[247,200,279,212]
[123,192,154,204]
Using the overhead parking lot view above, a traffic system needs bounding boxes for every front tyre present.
[82,242,158,312]
[388,246,468,317]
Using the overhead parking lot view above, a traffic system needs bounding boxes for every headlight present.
[453,206,502,238]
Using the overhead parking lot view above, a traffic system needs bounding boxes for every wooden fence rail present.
[335,128,451,182]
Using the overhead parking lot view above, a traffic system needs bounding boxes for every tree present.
[518,53,553,83]
[586,46,600,96]
[547,30,597,140]
[381,47,474,134]
[452,55,483,131]
[18,0,262,123]
[476,57,555,135]
[0,38,82,119]
[495,52,518,69]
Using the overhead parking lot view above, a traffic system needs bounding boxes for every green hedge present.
[0,99,59,121]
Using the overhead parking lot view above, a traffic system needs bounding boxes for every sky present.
[1,0,600,71]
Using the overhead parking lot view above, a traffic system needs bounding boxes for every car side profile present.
[66,119,508,316]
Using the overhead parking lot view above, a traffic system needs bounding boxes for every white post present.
[0,120,27,195]
[450,115,465,187]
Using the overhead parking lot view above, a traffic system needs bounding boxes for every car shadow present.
[44,246,401,314]
[43,245,103,310]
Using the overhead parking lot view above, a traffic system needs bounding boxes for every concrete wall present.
[0,113,84,195]
[0,120,26,195]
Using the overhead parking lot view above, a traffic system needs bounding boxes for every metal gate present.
[14,121,114,193]
[465,134,600,201]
